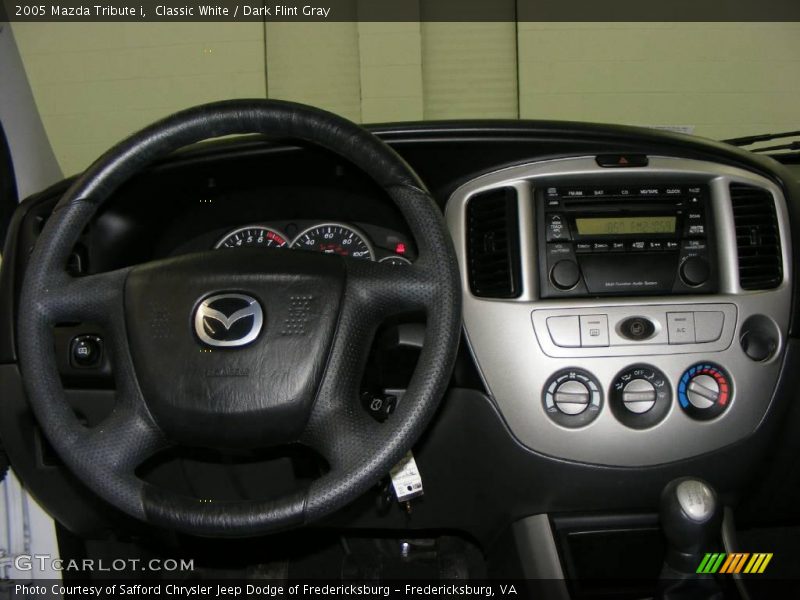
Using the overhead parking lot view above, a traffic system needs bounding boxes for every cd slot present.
[562,199,684,211]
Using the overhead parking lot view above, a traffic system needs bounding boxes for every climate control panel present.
[543,362,732,429]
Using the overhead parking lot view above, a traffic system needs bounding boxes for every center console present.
[446,156,791,467]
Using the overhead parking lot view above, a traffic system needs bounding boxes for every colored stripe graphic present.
[744,553,773,574]
[698,552,773,574]
[697,553,726,574]
[727,553,749,573]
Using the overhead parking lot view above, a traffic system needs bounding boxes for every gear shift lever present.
[657,477,724,600]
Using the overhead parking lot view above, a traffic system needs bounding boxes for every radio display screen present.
[574,215,677,236]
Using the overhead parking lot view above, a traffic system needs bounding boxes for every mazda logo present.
[194,293,263,347]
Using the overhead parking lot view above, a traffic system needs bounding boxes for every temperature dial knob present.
[543,369,602,428]
[678,363,732,420]
[610,365,671,429]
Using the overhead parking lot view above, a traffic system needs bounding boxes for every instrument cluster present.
[214,221,413,265]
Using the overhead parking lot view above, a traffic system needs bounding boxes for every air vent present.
[466,187,521,298]
[730,183,782,290]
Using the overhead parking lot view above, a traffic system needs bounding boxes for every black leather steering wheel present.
[17,100,461,536]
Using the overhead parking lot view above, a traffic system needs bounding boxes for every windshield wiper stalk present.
[723,130,800,147]
[750,141,800,153]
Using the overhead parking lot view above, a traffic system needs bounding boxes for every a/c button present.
[667,312,695,344]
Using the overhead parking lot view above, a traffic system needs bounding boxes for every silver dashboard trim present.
[512,515,569,593]
[445,156,792,466]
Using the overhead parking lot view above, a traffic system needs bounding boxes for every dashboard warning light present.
[395,243,406,255]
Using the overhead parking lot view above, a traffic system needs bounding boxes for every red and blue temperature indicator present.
[678,363,732,420]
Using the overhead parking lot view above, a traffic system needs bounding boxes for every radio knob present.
[680,256,710,286]
[553,379,591,415]
[551,260,581,290]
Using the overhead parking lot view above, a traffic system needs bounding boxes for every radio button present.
[610,241,626,252]
[665,240,680,251]
[681,239,707,253]
[647,241,665,252]
[592,242,610,253]
[550,259,581,290]
[546,213,571,242]
[629,240,647,251]
[667,312,696,344]
[546,316,581,348]
[580,314,609,347]
[684,222,706,237]
[575,242,593,254]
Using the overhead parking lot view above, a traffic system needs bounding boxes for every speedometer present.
[215,226,289,249]
[291,223,375,260]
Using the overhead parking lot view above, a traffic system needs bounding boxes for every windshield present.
[8,20,800,174]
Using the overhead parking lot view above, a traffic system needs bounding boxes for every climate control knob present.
[554,379,591,415]
[610,365,671,429]
[678,363,732,420]
[543,369,602,428]
[621,378,657,414]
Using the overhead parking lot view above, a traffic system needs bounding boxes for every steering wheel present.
[16,100,461,536]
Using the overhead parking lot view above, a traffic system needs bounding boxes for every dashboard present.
[446,156,791,466]
[1,121,800,545]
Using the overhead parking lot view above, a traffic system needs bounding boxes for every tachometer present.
[291,223,374,260]
[215,226,289,249]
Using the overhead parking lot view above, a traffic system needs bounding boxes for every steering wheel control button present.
[543,368,602,428]
[667,312,696,344]
[550,259,581,290]
[619,316,656,341]
[70,335,103,368]
[361,392,397,423]
[546,315,581,348]
[579,314,609,347]
[610,365,671,429]
[678,363,732,420]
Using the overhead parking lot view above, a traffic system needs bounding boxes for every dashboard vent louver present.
[466,187,521,298]
[730,183,782,290]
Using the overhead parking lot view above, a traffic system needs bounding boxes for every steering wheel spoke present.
[345,258,436,316]
[40,268,132,325]
[83,405,167,474]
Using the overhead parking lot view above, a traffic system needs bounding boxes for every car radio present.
[537,183,717,298]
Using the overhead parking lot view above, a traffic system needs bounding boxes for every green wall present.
[12,21,800,175]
